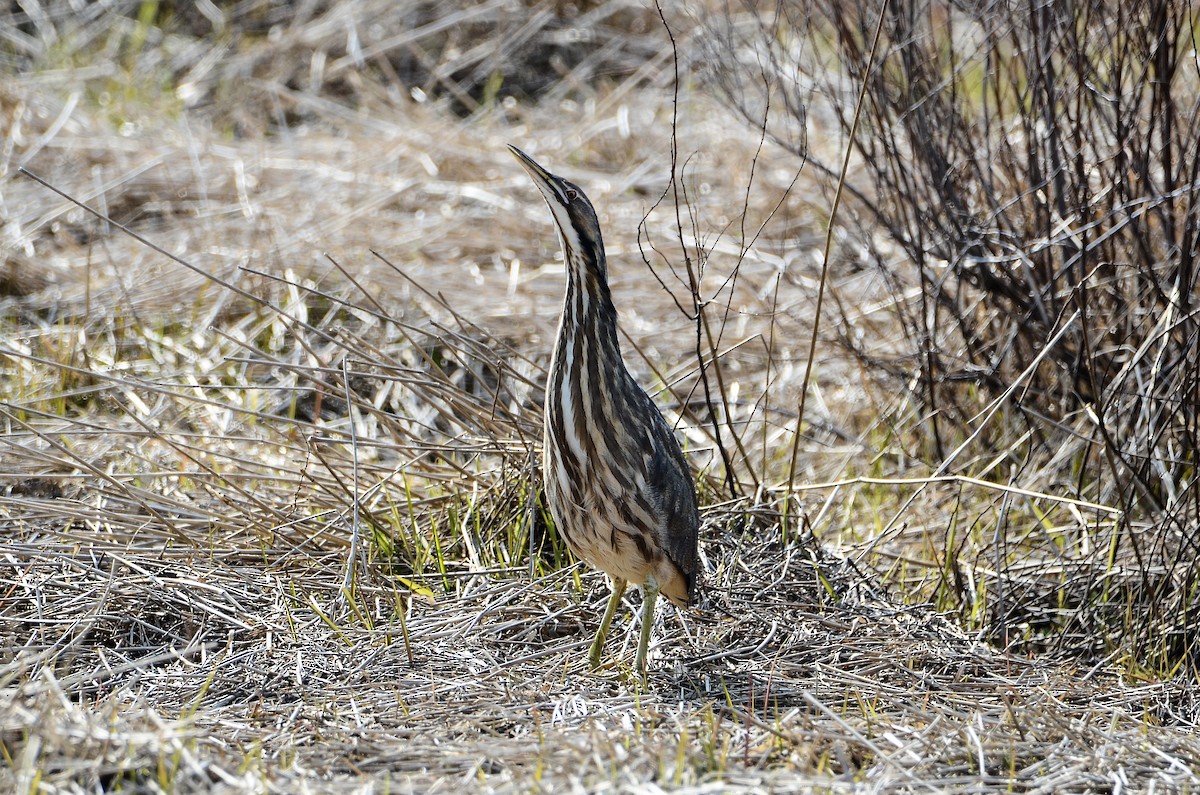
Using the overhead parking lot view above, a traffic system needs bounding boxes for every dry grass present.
[2,2,1198,792]
[7,519,1198,792]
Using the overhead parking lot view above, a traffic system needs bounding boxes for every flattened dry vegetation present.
[5,520,1197,792]
[2,2,1199,792]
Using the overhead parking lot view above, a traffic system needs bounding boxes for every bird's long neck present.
[545,239,639,460]
[564,246,621,352]
[554,236,629,380]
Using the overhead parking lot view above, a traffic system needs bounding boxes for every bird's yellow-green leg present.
[589,578,628,668]
[634,580,660,678]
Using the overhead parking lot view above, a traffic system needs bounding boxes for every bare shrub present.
[706,0,1200,670]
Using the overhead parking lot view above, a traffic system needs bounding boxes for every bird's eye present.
[565,189,578,202]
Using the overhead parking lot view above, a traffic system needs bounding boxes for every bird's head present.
[508,145,605,272]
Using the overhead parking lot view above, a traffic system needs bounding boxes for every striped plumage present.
[509,145,699,676]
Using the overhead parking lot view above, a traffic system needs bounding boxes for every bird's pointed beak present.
[508,145,550,181]
[508,145,568,207]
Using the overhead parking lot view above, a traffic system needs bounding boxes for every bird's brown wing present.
[645,420,700,603]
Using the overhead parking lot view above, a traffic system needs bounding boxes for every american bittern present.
[509,145,699,676]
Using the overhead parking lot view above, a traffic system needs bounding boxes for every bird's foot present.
[587,639,605,670]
